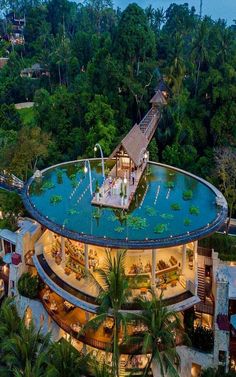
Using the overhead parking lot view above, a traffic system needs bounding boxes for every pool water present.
[29,160,219,242]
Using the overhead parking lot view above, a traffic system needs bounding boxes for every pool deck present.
[91,162,147,209]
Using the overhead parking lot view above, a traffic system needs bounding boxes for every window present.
[219,350,226,363]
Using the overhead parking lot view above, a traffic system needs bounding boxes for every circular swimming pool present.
[22,159,227,249]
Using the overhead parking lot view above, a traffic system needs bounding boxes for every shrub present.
[17,272,39,299]
[183,190,193,200]
[184,218,191,226]
[171,203,181,211]
[50,195,62,205]
[154,224,168,234]
[189,205,199,215]
[166,181,175,189]
[199,233,236,261]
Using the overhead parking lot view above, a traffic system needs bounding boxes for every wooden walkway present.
[91,161,147,209]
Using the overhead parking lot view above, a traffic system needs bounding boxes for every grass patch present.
[18,107,35,126]
[199,233,236,261]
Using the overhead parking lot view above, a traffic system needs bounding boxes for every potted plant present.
[95,180,100,201]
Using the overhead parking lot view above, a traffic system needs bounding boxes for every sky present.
[113,0,236,25]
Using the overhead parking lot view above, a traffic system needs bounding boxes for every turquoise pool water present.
[28,160,219,242]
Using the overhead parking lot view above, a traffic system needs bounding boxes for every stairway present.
[197,266,205,302]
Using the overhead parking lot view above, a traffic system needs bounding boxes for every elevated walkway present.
[0,173,24,193]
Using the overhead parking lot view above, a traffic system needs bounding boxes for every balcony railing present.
[197,247,212,258]
[39,291,184,354]
[195,301,214,315]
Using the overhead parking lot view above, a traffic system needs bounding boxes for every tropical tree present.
[89,359,112,377]
[82,249,130,377]
[46,339,90,377]
[0,314,51,377]
[191,19,209,96]
[215,147,236,233]
[0,298,21,343]
[85,94,116,155]
[129,290,181,377]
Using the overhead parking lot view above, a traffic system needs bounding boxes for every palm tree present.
[129,290,181,377]
[145,5,155,27]
[83,249,130,377]
[0,298,21,341]
[89,359,112,377]
[1,320,51,376]
[199,0,203,18]
[154,8,166,33]
[46,338,90,377]
[191,19,209,96]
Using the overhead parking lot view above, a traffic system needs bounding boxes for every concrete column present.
[194,241,198,295]
[182,244,187,274]
[61,236,65,264]
[151,249,157,287]
[84,243,89,271]
[1,238,5,254]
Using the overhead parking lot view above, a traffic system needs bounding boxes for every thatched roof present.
[150,90,167,106]
[109,124,148,167]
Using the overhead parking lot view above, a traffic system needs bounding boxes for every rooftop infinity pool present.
[24,159,227,248]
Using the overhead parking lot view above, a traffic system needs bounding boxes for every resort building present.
[0,89,235,377]
[5,12,26,45]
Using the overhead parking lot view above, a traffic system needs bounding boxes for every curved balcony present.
[34,253,200,313]
[39,289,185,354]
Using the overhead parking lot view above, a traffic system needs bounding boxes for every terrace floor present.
[91,162,147,209]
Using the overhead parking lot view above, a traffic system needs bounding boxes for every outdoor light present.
[144,152,148,160]
[84,165,88,174]
[94,146,97,152]
[124,177,127,184]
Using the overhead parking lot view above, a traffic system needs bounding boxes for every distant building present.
[20,63,50,78]
[5,12,26,45]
